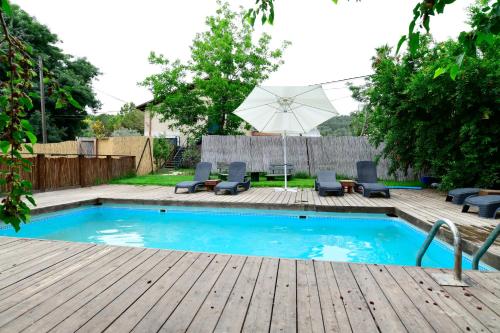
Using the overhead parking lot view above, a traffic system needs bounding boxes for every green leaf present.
[21,119,33,131]
[0,140,10,154]
[67,96,82,109]
[1,0,12,16]
[423,15,430,32]
[476,32,494,45]
[26,196,36,206]
[433,67,446,78]
[268,7,274,25]
[26,131,37,144]
[19,96,33,110]
[23,143,34,154]
[332,0,338,4]
[396,35,407,55]
[25,44,33,54]
[408,32,420,54]
[449,64,459,80]
[435,1,446,14]
[408,20,416,35]
[55,98,64,109]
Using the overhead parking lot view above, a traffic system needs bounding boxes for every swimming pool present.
[0,204,492,270]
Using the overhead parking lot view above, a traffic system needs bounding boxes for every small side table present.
[479,189,500,196]
[205,179,221,191]
[340,180,356,193]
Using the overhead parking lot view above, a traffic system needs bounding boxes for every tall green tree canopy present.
[352,5,499,189]
[142,1,289,141]
[1,4,100,142]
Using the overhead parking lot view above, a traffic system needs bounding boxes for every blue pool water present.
[0,205,492,270]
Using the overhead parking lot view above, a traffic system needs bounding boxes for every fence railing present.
[1,154,135,192]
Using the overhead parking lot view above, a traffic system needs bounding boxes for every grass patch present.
[112,169,424,188]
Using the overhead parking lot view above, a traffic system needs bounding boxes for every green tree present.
[317,115,354,136]
[81,114,120,138]
[352,11,499,189]
[142,1,289,141]
[4,4,100,142]
[28,111,67,142]
[118,102,144,134]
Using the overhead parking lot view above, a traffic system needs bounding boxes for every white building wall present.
[144,110,189,146]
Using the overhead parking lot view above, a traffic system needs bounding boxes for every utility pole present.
[38,56,47,144]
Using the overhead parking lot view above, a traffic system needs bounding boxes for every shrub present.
[153,137,174,170]
[294,171,310,179]
[180,145,201,168]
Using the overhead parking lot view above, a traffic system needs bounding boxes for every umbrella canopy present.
[234,85,338,134]
[233,85,338,191]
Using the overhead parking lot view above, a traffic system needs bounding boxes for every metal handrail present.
[472,223,500,270]
[416,218,462,281]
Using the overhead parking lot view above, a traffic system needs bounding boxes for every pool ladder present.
[472,223,500,270]
[416,218,463,284]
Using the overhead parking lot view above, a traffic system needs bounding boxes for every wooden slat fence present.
[1,154,135,192]
[202,135,415,180]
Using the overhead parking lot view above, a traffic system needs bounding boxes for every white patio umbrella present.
[234,85,338,191]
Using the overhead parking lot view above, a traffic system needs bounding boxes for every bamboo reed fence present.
[201,135,415,180]
[1,154,135,192]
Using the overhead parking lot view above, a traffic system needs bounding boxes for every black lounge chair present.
[446,188,481,205]
[315,171,343,196]
[462,195,500,219]
[214,162,251,195]
[355,161,390,198]
[174,162,212,193]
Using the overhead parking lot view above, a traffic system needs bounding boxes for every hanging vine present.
[0,0,79,231]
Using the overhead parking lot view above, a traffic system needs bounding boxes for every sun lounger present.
[174,162,212,193]
[446,188,481,205]
[462,195,500,218]
[355,161,390,198]
[214,162,251,195]
[315,171,343,196]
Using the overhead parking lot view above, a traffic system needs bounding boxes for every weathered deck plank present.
[0,238,497,332]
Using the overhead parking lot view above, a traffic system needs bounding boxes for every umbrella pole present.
[283,132,287,190]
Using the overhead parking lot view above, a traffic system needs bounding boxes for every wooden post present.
[148,138,154,173]
[78,154,85,187]
[136,137,150,174]
[36,154,45,192]
[106,155,112,181]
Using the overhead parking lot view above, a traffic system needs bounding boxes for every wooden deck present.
[0,237,499,333]
[28,185,500,266]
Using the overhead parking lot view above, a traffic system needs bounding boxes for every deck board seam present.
[127,252,204,332]
[182,255,234,333]
[158,254,231,332]
[32,248,162,332]
[0,242,98,291]
[209,256,249,333]
[348,264,384,333]
[98,251,189,332]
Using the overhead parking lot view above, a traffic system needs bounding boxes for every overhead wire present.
[46,74,371,116]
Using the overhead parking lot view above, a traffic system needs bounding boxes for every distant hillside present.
[318,115,353,136]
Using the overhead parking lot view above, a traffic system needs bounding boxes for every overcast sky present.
[13,0,474,115]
